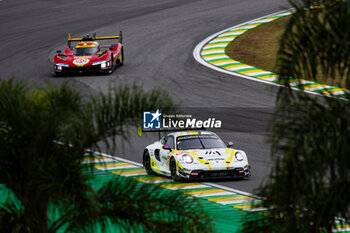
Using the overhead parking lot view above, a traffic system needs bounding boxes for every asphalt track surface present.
[0,0,289,194]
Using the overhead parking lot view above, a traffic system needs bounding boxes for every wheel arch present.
[143,148,150,166]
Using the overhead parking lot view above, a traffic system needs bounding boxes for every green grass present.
[225,15,348,89]
[225,16,290,73]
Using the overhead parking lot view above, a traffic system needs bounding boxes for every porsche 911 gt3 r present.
[53,32,124,75]
[143,130,251,181]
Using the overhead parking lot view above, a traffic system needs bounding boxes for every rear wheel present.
[143,150,155,175]
[106,54,114,74]
[116,48,124,66]
[120,47,124,65]
[170,158,179,181]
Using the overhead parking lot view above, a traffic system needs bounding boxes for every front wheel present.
[244,169,251,179]
[108,54,115,74]
[170,158,179,181]
[143,150,155,175]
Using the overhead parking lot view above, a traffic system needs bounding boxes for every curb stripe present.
[193,9,349,98]
[85,155,350,231]
[167,185,209,190]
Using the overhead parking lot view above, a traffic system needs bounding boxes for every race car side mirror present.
[56,50,62,54]
[162,145,172,151]
[226,141,234,147]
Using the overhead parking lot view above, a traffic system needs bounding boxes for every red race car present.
[54,31,124,75]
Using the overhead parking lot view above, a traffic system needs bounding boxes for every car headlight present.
[55,63,68,70]
[182,154,193,164]
[100,61,107,68]
[92,61,108,68]
[235,151,244,161]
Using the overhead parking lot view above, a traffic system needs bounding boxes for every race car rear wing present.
[67,31,123,47]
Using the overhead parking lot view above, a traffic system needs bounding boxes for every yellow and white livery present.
[143,130,251,181]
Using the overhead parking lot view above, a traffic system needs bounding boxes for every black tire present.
[120,47,124,65]
[170,158,179,181]
[143,150,155,175]
[107,54,114,74]
[245,169,252,180]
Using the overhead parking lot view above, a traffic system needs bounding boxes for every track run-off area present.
[194,10,348,98]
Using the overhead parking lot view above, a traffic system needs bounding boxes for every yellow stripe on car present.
[76,45,96,48]
[188,151,212,170]
[176,160,184,170]
[187,131,198,135]
[224,149,235,168]
[150,157,160,172]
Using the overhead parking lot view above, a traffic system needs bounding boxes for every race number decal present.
[73,58,90,66]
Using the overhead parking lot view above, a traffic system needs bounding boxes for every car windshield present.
[176,134,226,150]
[74,47,98,56]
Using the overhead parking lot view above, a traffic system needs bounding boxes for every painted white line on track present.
[193,10,290,85]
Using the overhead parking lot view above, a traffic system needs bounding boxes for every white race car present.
[143,130,251,180]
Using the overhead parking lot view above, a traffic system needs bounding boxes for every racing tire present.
[143,150,156,175]
[170,158,180,181]
[120,48,124,66]
[244,169,252,180]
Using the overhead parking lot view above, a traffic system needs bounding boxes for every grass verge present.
[225,16,290,73]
